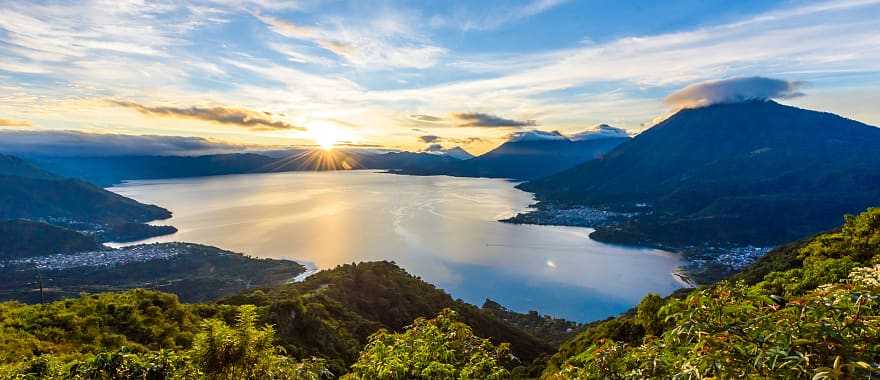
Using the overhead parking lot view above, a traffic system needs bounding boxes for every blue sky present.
[0,0,878,154]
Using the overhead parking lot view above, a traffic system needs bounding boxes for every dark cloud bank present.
[0,130,252,157]
[453,112,537,128]
[109,100,304,131]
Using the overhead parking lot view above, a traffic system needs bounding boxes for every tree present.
[345,309,512,380]
[634,293,663,336]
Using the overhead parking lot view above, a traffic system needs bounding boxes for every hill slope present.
[0,220,102,259]
[0,175,170,225]
[222,261,558,371]
[0,153,174,241]
[543,207,880,378]
[521,101,880,247]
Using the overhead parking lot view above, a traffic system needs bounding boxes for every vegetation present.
[0,243,306,303]
[0,263,558,379]
[0,292,328,379]
[221,261,556,375]
[480,299,582,346]
[0,175,170,225]
[95,222,178,243]
[543,207,880,379]
[0,220,101,259]
[345,309,512,380]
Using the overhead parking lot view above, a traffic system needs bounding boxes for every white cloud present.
[432,0,569,31]
[665,77,804,109]
[253,9,446,69]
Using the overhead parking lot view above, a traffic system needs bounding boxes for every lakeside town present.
[2,243,190,271]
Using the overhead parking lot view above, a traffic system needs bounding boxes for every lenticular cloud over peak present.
[665,77,805,109]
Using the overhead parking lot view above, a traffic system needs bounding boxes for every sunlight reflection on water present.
[109,170,684,322]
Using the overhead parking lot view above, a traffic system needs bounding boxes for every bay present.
[109,170,685,322]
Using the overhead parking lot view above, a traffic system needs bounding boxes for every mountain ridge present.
[519,100,880,248]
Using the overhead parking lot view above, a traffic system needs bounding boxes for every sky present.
[0,0,879,155]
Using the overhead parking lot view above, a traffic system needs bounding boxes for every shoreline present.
[501,203,774,284]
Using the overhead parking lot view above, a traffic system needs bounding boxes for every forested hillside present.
[0,220,102,259]
[0,261,562,379]
[542,207,880,379]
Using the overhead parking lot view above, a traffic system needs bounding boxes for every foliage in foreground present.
[545,207,880,379]
[0,304,329,379]
[344,309,512,380]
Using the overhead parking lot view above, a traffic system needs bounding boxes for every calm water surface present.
[110,171,684,322]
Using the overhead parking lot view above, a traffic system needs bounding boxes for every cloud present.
[665,77,805,109]
[424,143,444,151]
[0,118,32,127]
[418,135,441,143]
[453,112,537,128]
[433,0,568,31]
[569,124,631,141]
[410,114,444,123]
[253,10,445,69]
[0,130,255,157]
[109,100,305,131]
[506,130,567,142]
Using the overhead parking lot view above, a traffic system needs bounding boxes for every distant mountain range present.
[520,100,880,247]
[27,149,463,186]
[397,129,630,180]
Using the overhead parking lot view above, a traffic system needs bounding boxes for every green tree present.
[190,305,329,380]
[345,309,512,380]
[634,293,663,336]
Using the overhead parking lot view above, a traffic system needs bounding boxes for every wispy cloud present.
[409,114,444,123]
[109,100,305,131]
[665,77,804,109]
[254,9,445,69]
[432,0,569,31]
[453,113,537,128]
[0,118,32,127]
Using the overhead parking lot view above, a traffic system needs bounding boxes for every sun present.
[309,123,342,150]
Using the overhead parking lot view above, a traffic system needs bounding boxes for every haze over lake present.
[110,171,683,321]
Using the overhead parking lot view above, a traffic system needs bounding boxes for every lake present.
[109,170,685,322]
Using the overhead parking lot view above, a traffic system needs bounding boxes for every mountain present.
[31,153,280,186]
[29,150,465,186]
[0,154,56,179]
[520,100,880,247]
[424,146,474,160]
[454,136,628,180]
[0,153,173,242]
[398,132,629,180]
[0,174,170,225]
[0,220,102,259]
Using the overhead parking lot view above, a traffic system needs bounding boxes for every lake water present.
[109,170,684,322]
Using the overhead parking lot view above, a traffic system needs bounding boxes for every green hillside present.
[0,220,102,259]
[0,261,561,379]
[541,207,880,379]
